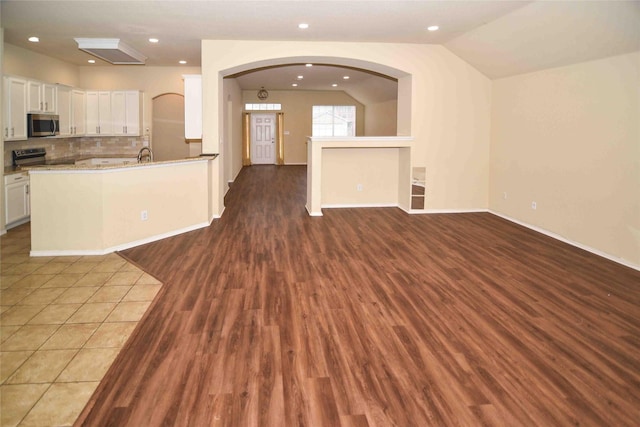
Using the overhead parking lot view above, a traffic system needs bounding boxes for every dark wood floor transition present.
[77,165,640,426]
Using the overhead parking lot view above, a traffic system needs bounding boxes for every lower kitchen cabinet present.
[5,172,30,228]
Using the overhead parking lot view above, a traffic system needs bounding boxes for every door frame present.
[242,112,285,166]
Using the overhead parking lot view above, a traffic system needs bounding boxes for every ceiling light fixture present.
[257,87,269,100]
[28,36,40,43]
[297,75,303,79]
[88,59,96,64]
[343,76,350,80]
[149,38,159,43]
[427,25,439,31]
[305,63,313,67]
[292,83,298,87]
[298,23,309,29]
[74,38,147,65]
[179,60,187,64]
[332,84,338,87]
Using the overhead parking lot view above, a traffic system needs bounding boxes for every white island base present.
[29,156,221,256]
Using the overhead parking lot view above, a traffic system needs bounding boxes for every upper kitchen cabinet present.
[86,91,112,135]
[58,86,86,137]
[3,76,28,141]
[183,75,202,140]
[72,90,86,136]
[57,85,72,136]
[111,91,143,136]
[27,80,57,113]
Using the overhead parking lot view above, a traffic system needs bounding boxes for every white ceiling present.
[2,0,639,101]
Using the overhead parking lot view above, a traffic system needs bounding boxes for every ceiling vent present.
[74,38,147,65]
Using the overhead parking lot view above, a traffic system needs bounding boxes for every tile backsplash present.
[4,136,146,166]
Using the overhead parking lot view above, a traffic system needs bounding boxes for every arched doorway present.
[152,93,188,161]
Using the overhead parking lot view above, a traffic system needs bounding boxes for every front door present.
[251,114,276,164]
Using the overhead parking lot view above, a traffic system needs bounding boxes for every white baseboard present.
[489,210,639,272]
[0,228,6,236]
[408,209,489,215]
[284,162,307,166]
[305,204,323,216]
[30,221,211,257]
[321,203,398,209]
[211,206,225,221]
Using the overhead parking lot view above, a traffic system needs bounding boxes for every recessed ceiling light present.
[332,83,338,87]
[88,59,96,64]
[343,76,350,80]
[292,83,298,87]
[298,23,309,29]
[305,63,313,67]
[149,38,159,43]
[427,25,439,31]
[179,60,187,64]
[297,75,304,80]
[28,36,39,43]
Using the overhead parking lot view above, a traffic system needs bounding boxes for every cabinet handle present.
[11,128,14,137]
[40,102,43,110]
[4,128,7,138]
[26,185,29,195]
[45,102,48,110]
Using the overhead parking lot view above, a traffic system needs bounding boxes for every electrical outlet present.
[356,184,363,192]
[131,140,137,148]
[503,192,507,200]
[96,141,101,148]
[531,201,537,210]
[141,210,148,221]
[51,144,55,151]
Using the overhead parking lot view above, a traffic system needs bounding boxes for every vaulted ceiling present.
[2,0,639,100]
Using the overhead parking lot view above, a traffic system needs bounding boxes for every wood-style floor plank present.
[76,165,640,426]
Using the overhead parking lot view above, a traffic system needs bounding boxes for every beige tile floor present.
[1,224,162,427]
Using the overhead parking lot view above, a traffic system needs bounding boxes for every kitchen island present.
[28,155,221,256]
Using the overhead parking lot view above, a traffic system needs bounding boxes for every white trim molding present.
[490,210,640,272]
[30,221,210,257]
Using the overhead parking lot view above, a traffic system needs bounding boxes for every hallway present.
[78,165,640,426]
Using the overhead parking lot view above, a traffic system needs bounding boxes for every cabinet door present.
[85,91,100,135]
[57,86,72,136]
[111,91,141,136]
[111,91,127,135]
[98,91,112,135]
[125,91,141,135]
[72,90,86,135]
[42,84,57,113]
[27,80,43,112]
[5,179,30,226]
[183,75,202,139]
[4,77,28,140]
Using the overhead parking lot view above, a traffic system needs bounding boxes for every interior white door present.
[251,114,276,165]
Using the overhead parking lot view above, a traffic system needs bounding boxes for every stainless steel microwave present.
[28,113,60,137]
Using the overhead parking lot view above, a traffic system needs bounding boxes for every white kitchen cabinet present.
[28,80,57,113]
[3,76,28,141]
[71,89,86,136]
[58,86,87,137]
[86,91,112,135]
[183,75,202,140]
[57,85,73,136]
[111,91,142,136]
[5,172,30,228]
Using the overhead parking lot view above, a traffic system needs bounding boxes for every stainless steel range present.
[12,147,47,167]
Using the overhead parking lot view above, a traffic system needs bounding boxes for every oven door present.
[28,114,60,137]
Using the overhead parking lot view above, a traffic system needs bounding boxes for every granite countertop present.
[4,153,219,175]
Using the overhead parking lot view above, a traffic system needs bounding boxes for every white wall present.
[490,52,640,267]
[222,78,243,185]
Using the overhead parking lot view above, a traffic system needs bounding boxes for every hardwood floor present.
[76,165,640,426]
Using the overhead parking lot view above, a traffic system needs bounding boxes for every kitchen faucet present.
[137,146,153,163]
